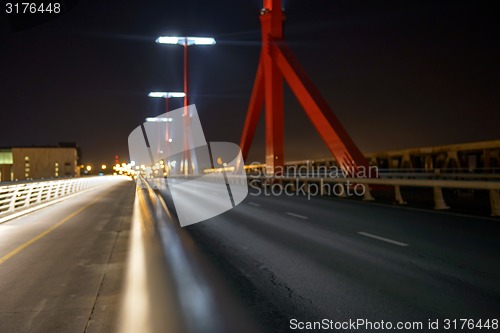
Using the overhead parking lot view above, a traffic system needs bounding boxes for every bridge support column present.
[338,184,347,198]
[363,186,375,201]
[401,152,413,170]
[394,185,406,205]
[489,190,500,217]
[445,150,461,171]
[433,186,449,210]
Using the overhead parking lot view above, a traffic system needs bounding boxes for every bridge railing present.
[119,175,255,333]
[377,169,500,181]
[245,175,500,217]
[0,177,106,219]
[152,171,500,216]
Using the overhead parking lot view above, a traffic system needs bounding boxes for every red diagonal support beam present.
[240,1,371,177]
[269,41,369,175]
[239,59,265,161]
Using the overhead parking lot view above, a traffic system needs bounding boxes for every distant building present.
[265,139,500,173]
[365,139,500,171]
[0,143,80,182]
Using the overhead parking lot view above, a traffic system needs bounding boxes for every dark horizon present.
[1,0,498,167]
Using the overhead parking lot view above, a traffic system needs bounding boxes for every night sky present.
[1,0,498,167]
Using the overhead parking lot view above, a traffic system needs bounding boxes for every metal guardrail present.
[377,171,500,181]
[244,169,500,181]
[150,173,500,216]
[0,177,105,216]
[119,175,256,333]
[246,175,500,216]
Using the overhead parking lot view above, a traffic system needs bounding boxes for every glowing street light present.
[155,36,216,46]
[148,91,185,112]
[155,35,215,175]
[155,36,216,108]
[148,92,185,98]
[145,117,173,122]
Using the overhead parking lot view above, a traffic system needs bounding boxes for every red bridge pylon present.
[240,0,370,176]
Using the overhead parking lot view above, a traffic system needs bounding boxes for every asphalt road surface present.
[5,175,497,333]
[155,178,500,332]
[0,177,134,333]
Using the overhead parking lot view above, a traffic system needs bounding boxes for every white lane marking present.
[248,202,261,207]
[358,231,409,247]
[286,212,308,220]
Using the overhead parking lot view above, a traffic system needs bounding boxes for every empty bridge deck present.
[159,186,500,330]
[0,176,499,333]
[0,178,134,333]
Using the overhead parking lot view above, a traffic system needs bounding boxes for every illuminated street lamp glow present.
[148,92,186,98]
[155,35,215,175]
[155,35,216,108]
[155,36,216,46]
[145,117,173,122]
[155,36,179,44]
[148,91,186,113]
[86,165,92,171]
[101,164,107,170]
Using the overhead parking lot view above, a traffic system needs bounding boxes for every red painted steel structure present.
[240,0,370,176]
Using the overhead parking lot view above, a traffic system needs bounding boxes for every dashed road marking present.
[286,212,308,220]
[358,231,409,247]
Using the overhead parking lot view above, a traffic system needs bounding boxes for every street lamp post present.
[148,91,185,113]
[155,36,215,175]
[147,92,185,172]
[155,36,216,109]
